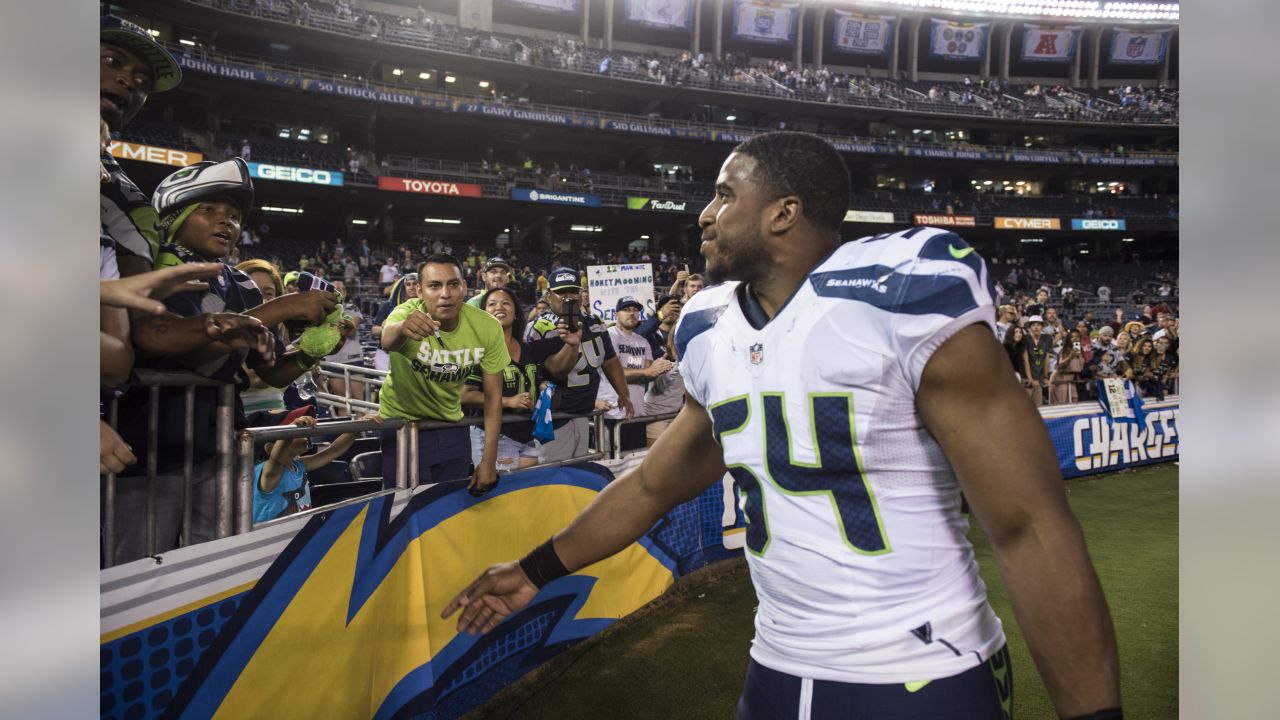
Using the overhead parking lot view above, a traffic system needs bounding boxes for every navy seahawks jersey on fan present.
[674,226,1005,683]
[525,311,616,418]
[115,252,282,476]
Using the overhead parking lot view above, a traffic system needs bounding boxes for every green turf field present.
[472,464,1178,719]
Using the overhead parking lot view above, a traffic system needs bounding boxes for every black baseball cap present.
[548,267,582,292]
[615,296,643,312]
[484,256,511,271]
[101,14,182,93]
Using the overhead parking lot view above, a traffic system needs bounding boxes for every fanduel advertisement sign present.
[378,177,482,197]
[844,210,895,223]
[914,214,977,228]
[246,162,344,186]
[626,197,692,212]
[1071,218,1127,230]
[511,188,601,207]
[107,141,203,167]
[995,217,1062,230]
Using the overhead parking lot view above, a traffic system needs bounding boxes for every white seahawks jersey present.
[675,226,1005,683]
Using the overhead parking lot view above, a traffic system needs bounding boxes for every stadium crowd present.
[99,14,1177,567]
[191,0,1178,125]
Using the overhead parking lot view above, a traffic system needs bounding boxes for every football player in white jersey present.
[444,132,1121,720]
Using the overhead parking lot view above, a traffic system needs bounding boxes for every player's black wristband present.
[1061,709,1123,720]
[518,538,569,589]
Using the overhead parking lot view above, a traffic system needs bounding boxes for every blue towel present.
[532,382,556,442]
[1095,378,1148,427]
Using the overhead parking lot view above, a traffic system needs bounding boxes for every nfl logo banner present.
[1108,28,1171,64]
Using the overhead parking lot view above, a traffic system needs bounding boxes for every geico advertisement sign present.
[378,176,482,197]
[246,162,344,186]
[1070,218,1127,231]
[107,141,203,167]
[1072,407,1178,472]
[995,216,1061,230]
[913,214,977,227]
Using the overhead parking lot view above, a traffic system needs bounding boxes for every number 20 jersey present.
[675,227,1006,684]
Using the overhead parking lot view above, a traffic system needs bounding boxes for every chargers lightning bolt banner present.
[501,0,581,15]
[1041,398,1178,479]
[1021,25,1081,62]
[732,0,800,45]
[624,0,693,31]
[928,18,990,60]
[100,465,740,719]
[831,11,895,56]
[1109,28,1171,64]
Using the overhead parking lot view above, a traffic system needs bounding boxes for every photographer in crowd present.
[525,268,631,462]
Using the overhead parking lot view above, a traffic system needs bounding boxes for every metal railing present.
[102,370,238,568]
[606,411,680,460]
[103,367,607,566]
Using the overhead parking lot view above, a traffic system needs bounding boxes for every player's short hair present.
[418,253,466,279]
[733,132,850,232]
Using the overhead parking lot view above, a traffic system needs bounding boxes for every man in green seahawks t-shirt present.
[379,254,510,492]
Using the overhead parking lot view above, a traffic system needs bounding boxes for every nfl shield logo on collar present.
[749,343,764,365]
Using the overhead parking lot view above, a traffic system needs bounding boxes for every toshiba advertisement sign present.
[994,217,1062,230]
[913,214,977,228]
[107,141,203,167]
[378,176,483,197]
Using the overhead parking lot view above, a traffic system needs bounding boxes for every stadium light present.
[419,72,431,80]
[640,235,650,239]
[262,206,304,215]
[444,75,456,83]
[147,29,161,37]
[391,68,404,76]
[424,217,461,224]
[351,219,368,225]
[570,224,604,233]
[726,114,737,122]
[479,81,491,88]
[1020,238,1044,243]
[1121,237,1136,242]
[179,38,196,46]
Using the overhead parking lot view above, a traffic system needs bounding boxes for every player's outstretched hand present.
[100,263,224,314]
[441,562,539,636]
